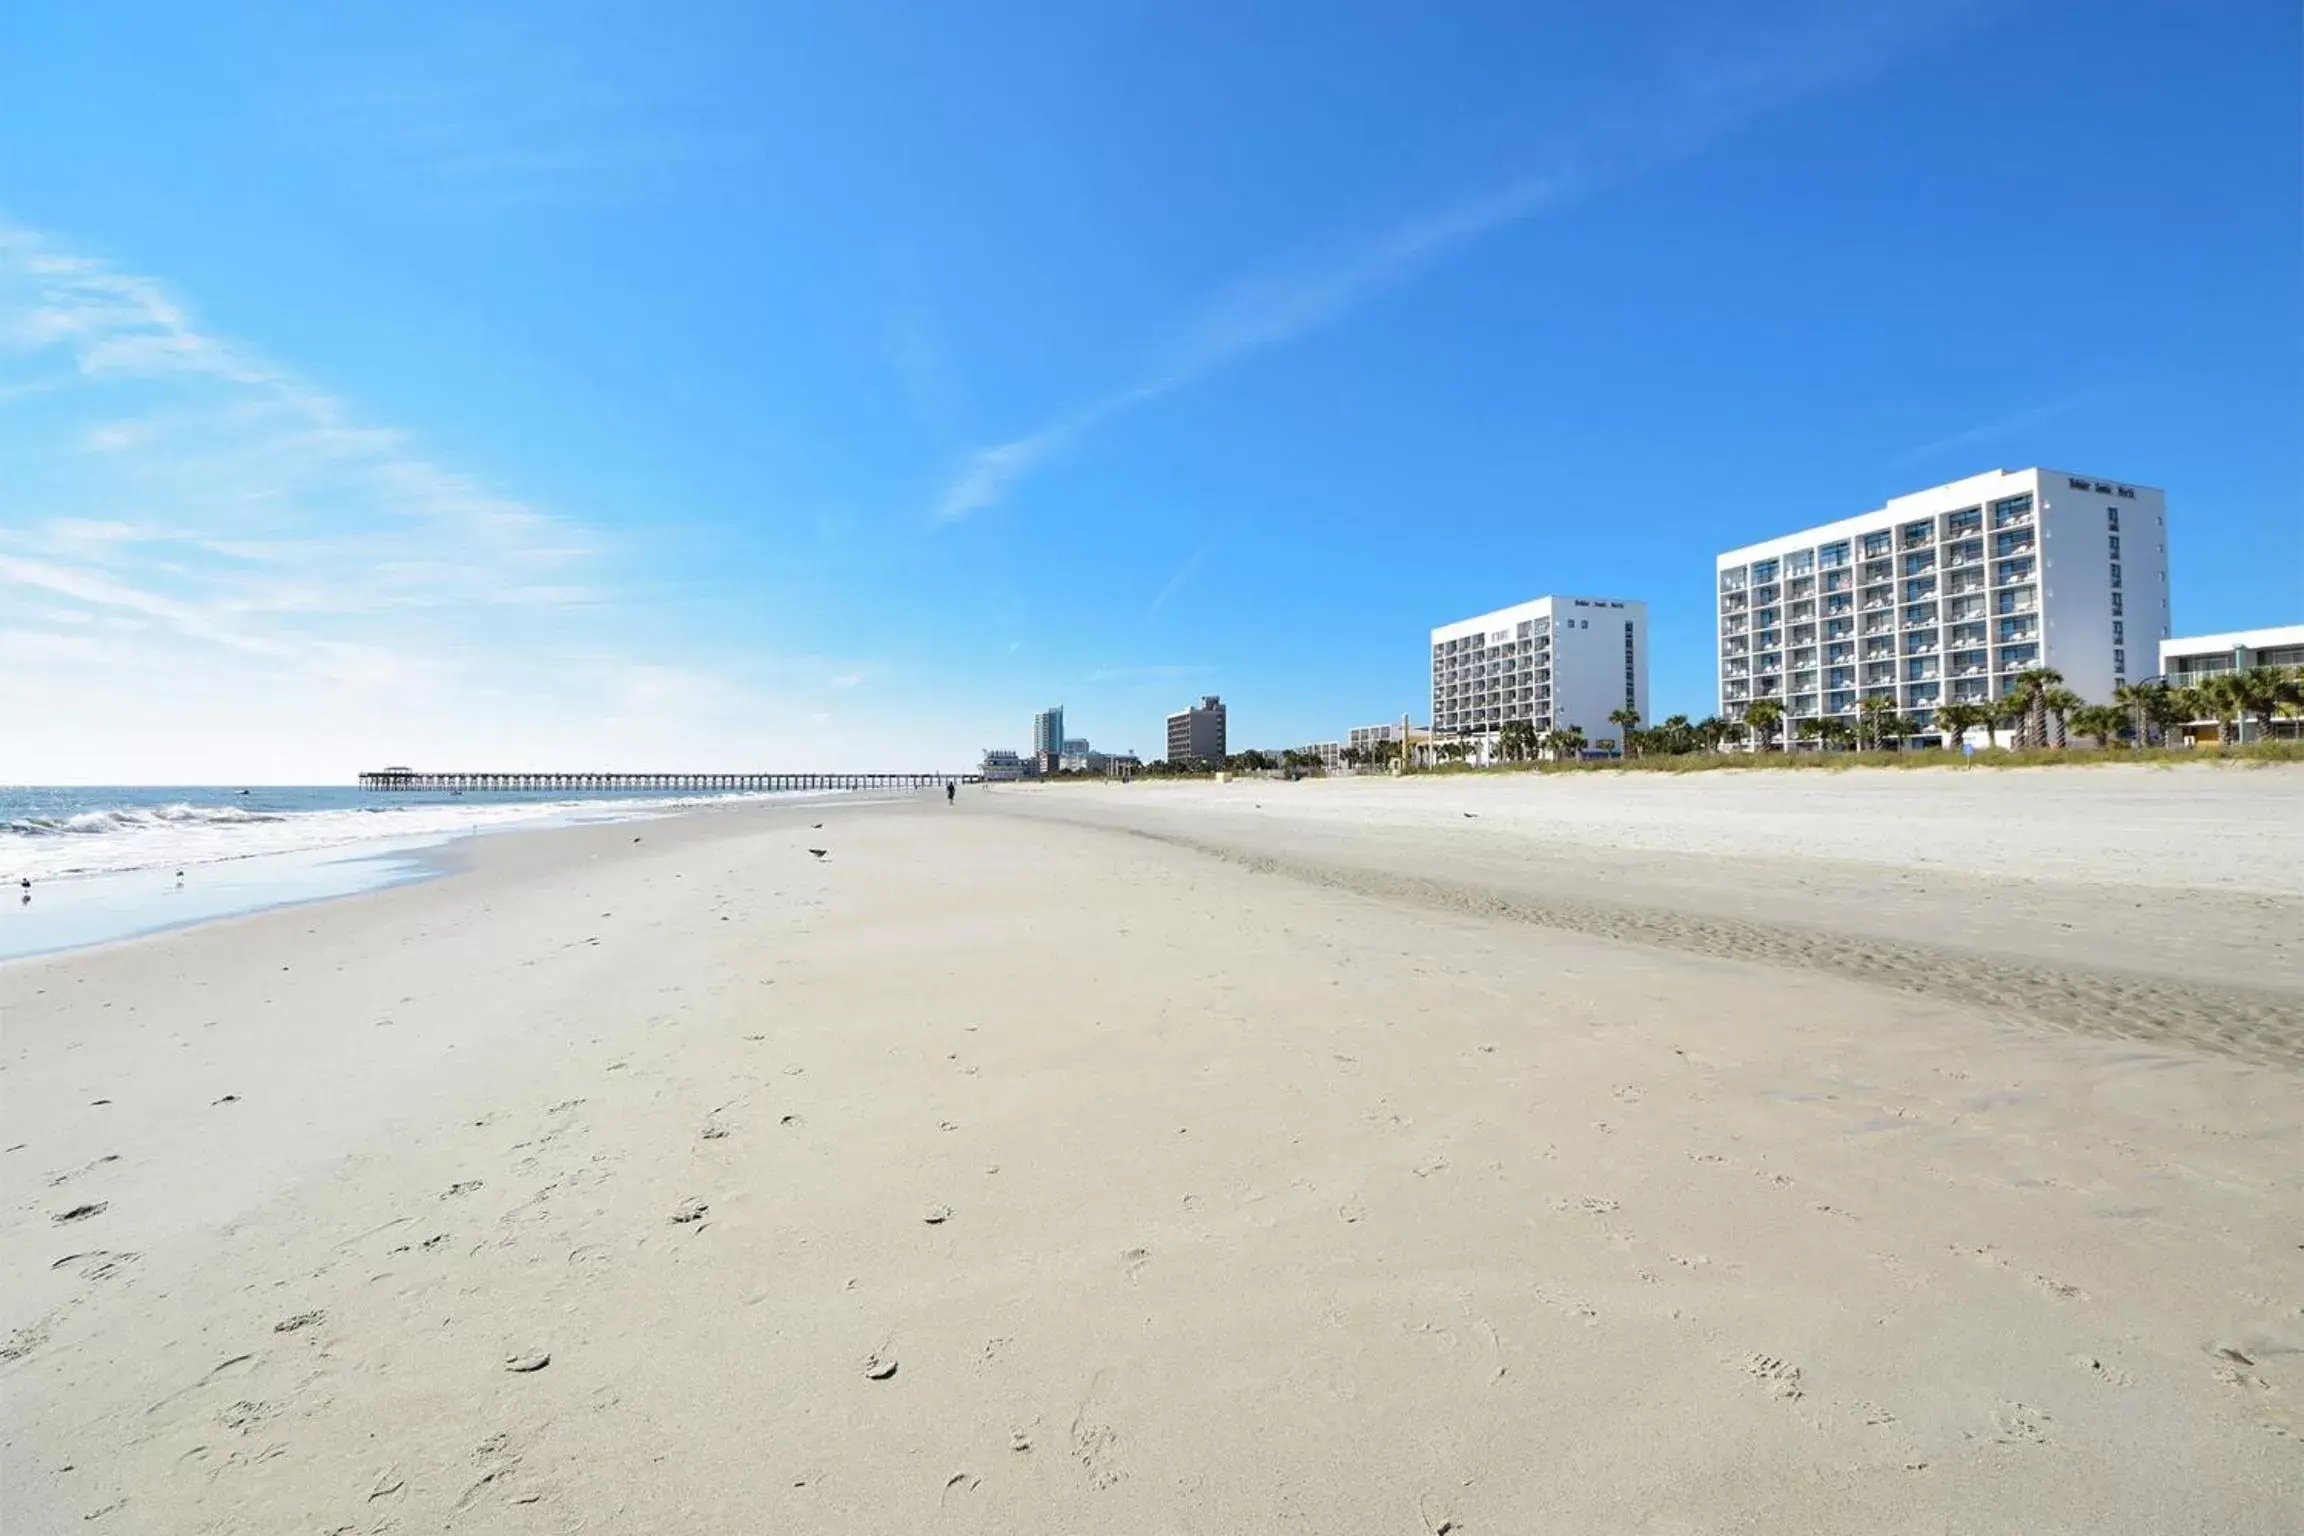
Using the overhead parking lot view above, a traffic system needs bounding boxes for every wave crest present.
[5,803,286,837]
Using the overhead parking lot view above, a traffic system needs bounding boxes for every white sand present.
[4,769,2300,1533]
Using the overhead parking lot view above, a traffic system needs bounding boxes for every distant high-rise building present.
[1166,695,1227,763]
[1717,468,2169,744]
[1432,596,1648,747]
[1032,707,1066,757]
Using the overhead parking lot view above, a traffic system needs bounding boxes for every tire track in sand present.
[1083,822,2304,1071]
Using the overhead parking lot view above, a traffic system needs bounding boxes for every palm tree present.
[1934,700,1982,751]
[1697,715,1733,753]
[1608,708,1641,758]
[1856,693,1897,751]
[2276,668,2304,741]
[2114,679,2165,747]
[2009,667,2064,750]
[2170,684,2211,746]
[1742,698,1785,752]
[2041,687,2084,749]
[1548,725,1588,760]
[1496,719,1537,763]
[2067,703,2123,749]
[1815,716,1854,752]
[2230,665,2301,744]
[2199,674,2248,748]
[1989,691,2029,751]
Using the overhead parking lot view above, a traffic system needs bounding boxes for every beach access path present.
[4,766,2299,1533]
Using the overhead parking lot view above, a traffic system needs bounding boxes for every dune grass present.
[1416,741,2304,775]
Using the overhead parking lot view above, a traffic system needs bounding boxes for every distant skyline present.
[3,2,2298,780]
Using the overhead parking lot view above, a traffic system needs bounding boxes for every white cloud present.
[930,2,1979,522]
[0,224,959,780]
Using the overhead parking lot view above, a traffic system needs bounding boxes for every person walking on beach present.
[946,782,956,805]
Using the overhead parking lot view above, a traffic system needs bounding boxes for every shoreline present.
[0,788,893,965]
[4,777,2297,1532]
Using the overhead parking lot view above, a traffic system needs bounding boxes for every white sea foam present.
[2,792,818,883]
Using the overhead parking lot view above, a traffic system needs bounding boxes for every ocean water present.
[0,784,817,884]
[0,783,842,962]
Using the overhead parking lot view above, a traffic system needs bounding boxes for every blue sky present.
[2,1,2297,779]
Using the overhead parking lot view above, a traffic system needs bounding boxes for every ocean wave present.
[2,788,832,883]
[6,803,286,836]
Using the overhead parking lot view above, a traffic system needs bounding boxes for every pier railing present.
[357,770,970,793]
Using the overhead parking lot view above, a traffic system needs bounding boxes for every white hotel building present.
[1432,595,1648,748]
[1716,469,2169,743]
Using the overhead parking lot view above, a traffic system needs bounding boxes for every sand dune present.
[4,771,2299,1532]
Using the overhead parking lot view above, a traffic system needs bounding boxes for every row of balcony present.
[1721,500,2031,594]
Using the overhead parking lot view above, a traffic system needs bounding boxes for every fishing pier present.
[358,769,965,793]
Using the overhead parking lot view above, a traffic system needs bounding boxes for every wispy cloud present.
[1,225,597,647]
[0,224,927,779]
[1148,540,1220,618]
[932,3,1980,523]
[1887,391,2099,469]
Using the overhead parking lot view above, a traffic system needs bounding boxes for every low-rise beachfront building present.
[1716,468,2170,746]
[1346,722,1432,767]
[2158,624,2304,687]
[1431,596,1647,751]
[980,749,1029,781]
[2158,623,2304,741]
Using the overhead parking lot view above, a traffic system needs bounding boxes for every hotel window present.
[2109,534,2121,558]
[1991,493,2034,528]
[2106,507,2120,532]
[2112,621,2124,643]
[2114,648,2126,674]
[2110,563,2122,589]
[2111,591,2124,616]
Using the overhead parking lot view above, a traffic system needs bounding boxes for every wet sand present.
[4,768,2300,1533]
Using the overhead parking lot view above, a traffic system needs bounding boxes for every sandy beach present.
[5,765,2301,1533]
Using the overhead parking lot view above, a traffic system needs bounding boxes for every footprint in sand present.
[1986,1401,2052,1444]
[1740,1353,1805,1401]
[51,1202,108,1225]
[1070,1404,1124,1489]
